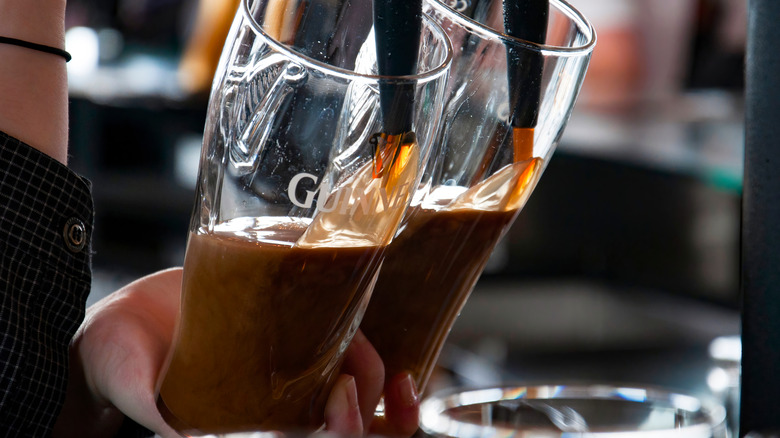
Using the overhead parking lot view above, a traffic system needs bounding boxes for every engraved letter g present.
[288,173,319,208]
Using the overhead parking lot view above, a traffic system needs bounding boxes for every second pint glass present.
[360,0,595,395]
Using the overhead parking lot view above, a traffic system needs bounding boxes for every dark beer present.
[158,222,384,434]
[361,158,542,392]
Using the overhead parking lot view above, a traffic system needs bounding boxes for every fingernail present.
[397,373,419,408]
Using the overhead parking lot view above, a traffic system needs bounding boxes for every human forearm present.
[0,0,67,45]
[0,0,69,164]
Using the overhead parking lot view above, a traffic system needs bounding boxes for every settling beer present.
[158,221,385,433]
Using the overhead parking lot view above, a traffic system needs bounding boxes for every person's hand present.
[52,268,183,438]
[324,330,421,437]
[53,268,421,438]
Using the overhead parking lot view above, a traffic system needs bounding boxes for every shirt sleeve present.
[0,131,94,436]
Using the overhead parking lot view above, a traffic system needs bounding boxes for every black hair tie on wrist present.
[0,36,71,62]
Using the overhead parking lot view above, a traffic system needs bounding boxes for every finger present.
[369,372,420,437]
[340,329,385,428]
[325,375,363,435]
[88,307,179,438]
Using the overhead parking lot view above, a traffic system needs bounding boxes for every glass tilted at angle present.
[360,0,596,399]
[155,0,453,434]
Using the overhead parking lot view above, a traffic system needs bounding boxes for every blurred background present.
[68,0,745,431]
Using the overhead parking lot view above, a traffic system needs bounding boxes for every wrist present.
[0,0,70,164]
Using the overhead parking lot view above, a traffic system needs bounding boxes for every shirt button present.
[63,217,87,253]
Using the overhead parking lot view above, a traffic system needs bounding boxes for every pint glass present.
[156,0,452,433]
[360,0,595,395]
[420,384,728,438]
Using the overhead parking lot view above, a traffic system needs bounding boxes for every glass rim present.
[425,0,596,57]
[240,0,453,84]
[420,383,727,438]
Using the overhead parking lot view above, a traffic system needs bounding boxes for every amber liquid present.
[360,157,542,393]
[158,223,385,434]
[360,208,517,392]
